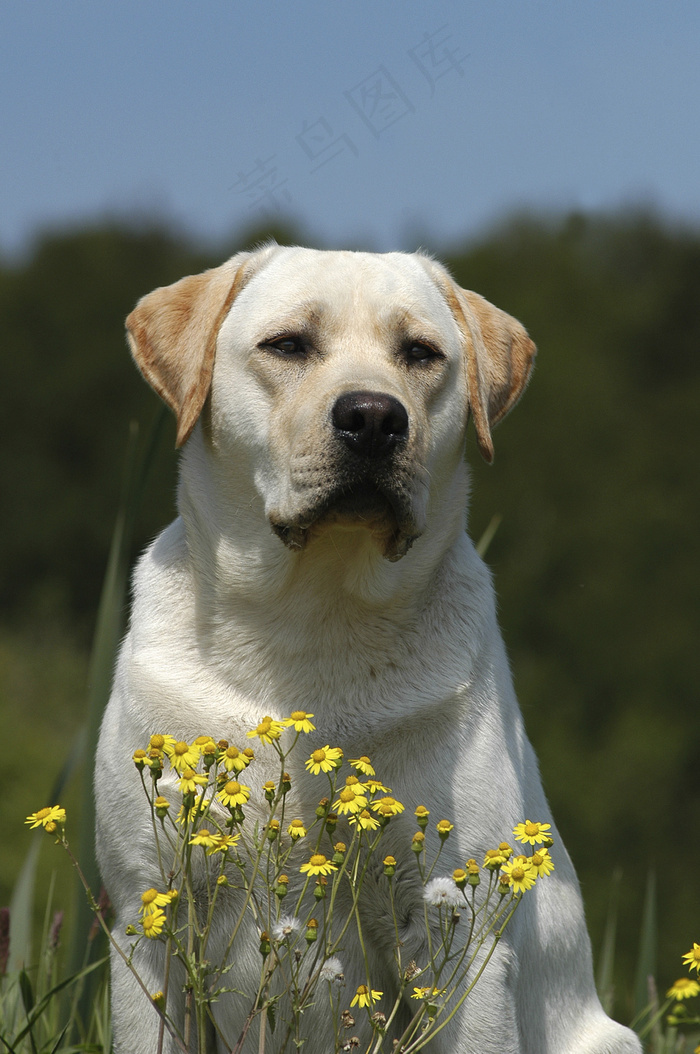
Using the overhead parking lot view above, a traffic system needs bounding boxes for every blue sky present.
[2,1,699,257]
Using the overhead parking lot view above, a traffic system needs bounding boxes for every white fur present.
[96,247,640,1052]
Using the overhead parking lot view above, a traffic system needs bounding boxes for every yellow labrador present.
[96,246,640,1053]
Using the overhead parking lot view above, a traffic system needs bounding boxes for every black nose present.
[332,390,409,459]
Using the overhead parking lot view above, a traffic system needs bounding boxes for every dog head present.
[126,246,535,560]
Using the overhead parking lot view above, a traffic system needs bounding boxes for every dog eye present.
[404,341,443,364]
[261,336,307,358]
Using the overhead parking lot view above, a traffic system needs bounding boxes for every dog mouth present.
[270,480,419,561]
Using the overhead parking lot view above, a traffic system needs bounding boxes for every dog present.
[96,245,641,1053]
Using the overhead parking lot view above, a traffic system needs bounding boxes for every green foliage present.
[1,211,698,1021]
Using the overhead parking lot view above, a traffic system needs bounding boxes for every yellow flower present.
[220,745,252,773]
[530,847,555,877]
[246,716,285,744]
[483,847,509,869]
[350,985,382,1008]
[283,711,315,733]
[287,818,307,840]
[25,806,66,830]
[207,833,240,855]
[333,784,368,815]
[370,796,404,816]
[364,777,391,795]
[149,734,176,753]
[188,829,219,848]
[498,842,513,859]
[414,805,430,827]
[411,986,444,1000]
[305,746,343,775]
[218,780,251,808]
[501,857,537,893]
[349,809,380,831]
[349,756,375,776]
[682,943,700,975]
[140,888,171,916]
[192,735,216,752]
[176,789,209,824]
[300,853,337,877]
[667,977,700,1000]
[513,820,552,846]
[142,909,166,938]
[436,819,454,839]
[164,740,201,773]
[178,767,209,794]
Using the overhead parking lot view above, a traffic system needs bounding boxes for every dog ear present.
[126,251,259,446]
[443,282,536,464]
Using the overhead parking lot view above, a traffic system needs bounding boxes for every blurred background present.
[1,0,698,1022]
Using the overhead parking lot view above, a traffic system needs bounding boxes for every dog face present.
[126,246,535,560]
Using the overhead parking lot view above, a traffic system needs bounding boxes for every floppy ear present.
[438,278,536,463]
[126,250,266,446]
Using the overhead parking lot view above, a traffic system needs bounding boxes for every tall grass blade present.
[475,514,502,558]
[633,869,657,1022]
[596,867,621,1016]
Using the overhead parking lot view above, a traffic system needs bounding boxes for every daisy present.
[188,829,219,848]
[149,734,176,753]
[501,858,537,894]
[142,909,166,939]
[513,820,552,846]
[349,810,380,831]
[348,756,375,776]
[207,833,239,855]
[333,785,368,815]
[682,943,700,975]
[530,847,555,877]
[350,985,382,1009]
[667,977,700,1000]
[370,796,404,816]
[364,777,390,795]
[220,745,252,773]
[178,767,209,795]
[305,746,343,775]
[411,986,444,1000]
[164,740,201,774]
[299,853,337,877]
[423,877,462,908]
[139,888,172,915]
[246,716,284,744]
[483,847,509,870]
[25,806,66,830]
[287,818,307,840]
[283,711,315,733]
[218,780,251,808]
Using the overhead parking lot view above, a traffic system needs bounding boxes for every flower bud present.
[314,877,327,900]
[414,805,430,829]
[383,856,397,878]
[305,919,318,944]
[275,874,289,899]
[325,811,338,834]
[259,931,271,957]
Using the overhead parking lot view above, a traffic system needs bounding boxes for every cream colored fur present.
[96,246,640,1053]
